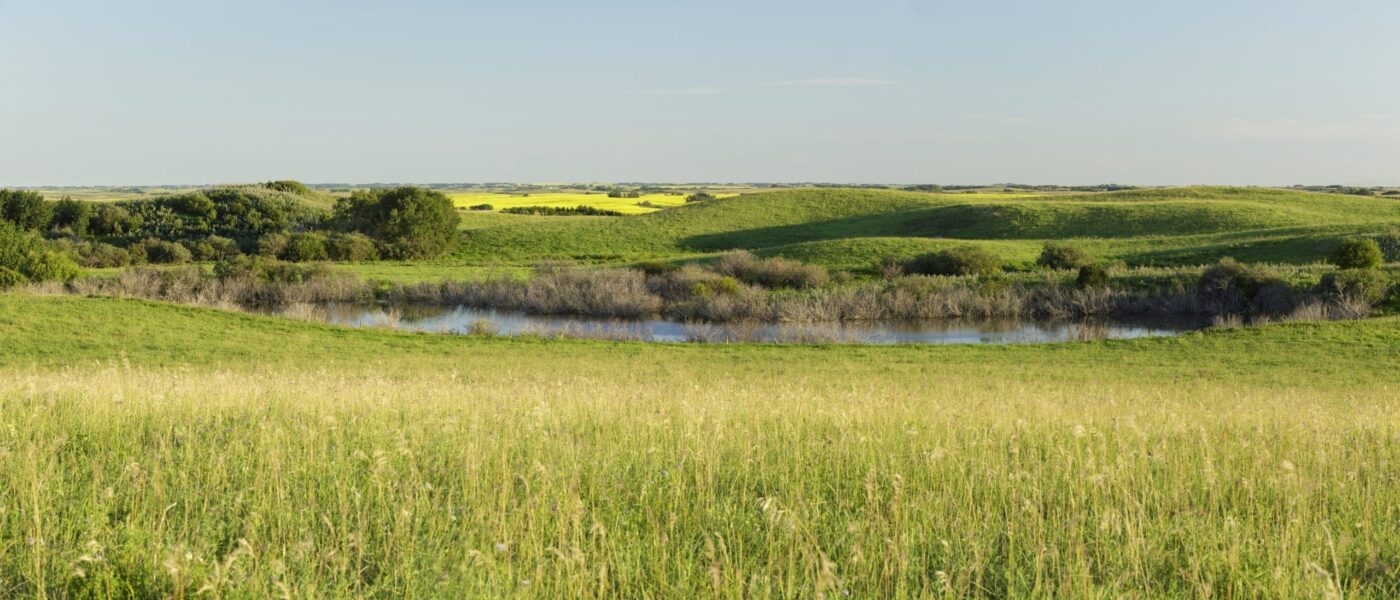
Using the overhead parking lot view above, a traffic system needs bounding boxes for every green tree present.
[50,197,93,236]
[1331,238,1383,270]
[0,189,54,231]
[333,187,459,259]
[91,204,138,236]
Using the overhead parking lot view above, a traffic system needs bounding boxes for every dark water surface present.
[314,303,1209,344]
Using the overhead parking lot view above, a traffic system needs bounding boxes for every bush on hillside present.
[332,187,460,259]
[0,222,82,284]
[468,203,494,211]
[1317,269,1392,304]
[905,246,1003,277]
[686,193,715,203]
[1036,242,1094,270]
[1331,238,1383,270]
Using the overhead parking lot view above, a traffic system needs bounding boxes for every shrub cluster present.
[0,222,82,287]
[1316,269,1391,304]
[331,187,460,259]
[1036,243,1095,270]
[905,246,1004,277]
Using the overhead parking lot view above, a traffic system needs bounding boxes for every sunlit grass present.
[1,295,1400,596]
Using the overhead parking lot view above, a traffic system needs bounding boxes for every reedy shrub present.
[712,251,829,289]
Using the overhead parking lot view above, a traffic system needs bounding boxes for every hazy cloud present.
[767,77,898,87]
[633,87,727,96]
[1190,115,1400,140]
[959,113,1035,125]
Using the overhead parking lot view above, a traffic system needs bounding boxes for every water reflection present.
[312,303,1207,345]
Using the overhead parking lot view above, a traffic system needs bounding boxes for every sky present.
[2,0,1398,186]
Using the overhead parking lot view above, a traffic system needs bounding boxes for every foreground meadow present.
[2,294,1399,597]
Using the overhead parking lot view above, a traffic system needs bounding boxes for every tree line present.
[0,183,459,287]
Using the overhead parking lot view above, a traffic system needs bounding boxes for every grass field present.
[445,187,1400,271]
[448,191,740,215]
[2,293,1400,596]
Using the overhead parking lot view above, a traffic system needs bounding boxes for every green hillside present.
[446,187,1400,271]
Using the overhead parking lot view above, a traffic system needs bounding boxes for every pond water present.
[313,304,1209,345]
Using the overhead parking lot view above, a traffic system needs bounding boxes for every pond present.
[311,304,1210,344]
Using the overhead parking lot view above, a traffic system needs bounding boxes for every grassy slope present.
[448,187,1400,270]
[3,294,1400,596]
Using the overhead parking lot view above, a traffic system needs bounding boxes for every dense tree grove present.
[0,183,460,277]
[331,187,459,259]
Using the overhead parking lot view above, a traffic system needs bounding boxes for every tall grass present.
[1,359,1397,596]
[4,294,1400,595]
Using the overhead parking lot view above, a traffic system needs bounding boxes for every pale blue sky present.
[2,0,1397,185]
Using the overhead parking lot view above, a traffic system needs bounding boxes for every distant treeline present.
[0,183,460,281]
[501,206,625,217]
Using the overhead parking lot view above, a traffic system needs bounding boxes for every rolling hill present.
[447,187,1400,270]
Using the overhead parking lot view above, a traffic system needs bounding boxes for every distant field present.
[448,191,739,214]
[35,188,195,202]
